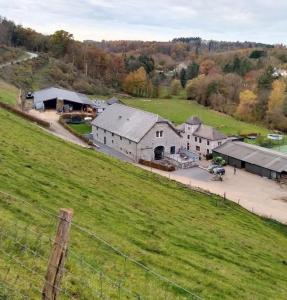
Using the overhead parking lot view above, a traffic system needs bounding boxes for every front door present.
[154,146,164,160]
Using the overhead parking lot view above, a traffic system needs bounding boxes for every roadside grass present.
[69,123,92,135]
[0,80,19,105]
[123,98,269,136]
[0,107,287,299]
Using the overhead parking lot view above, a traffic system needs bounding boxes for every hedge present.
[0,102,50,128]
[139,159,175,172]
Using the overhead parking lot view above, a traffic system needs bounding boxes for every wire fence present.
[0,190,203,299]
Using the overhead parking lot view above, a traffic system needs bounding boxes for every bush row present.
[0,102,50,128]
[139,159,175,172]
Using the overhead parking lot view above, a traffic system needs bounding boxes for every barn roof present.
[92,104,180,143]
[33,87,92,105]
[214,141,287,173]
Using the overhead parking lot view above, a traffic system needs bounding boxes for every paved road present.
[0,51,38,69]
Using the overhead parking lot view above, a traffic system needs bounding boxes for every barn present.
[213,141,287,180]
[33,87,92,111]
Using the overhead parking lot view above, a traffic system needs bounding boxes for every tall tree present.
[49,30,73,57]
[235,90,258,122]
[179,68,187,88]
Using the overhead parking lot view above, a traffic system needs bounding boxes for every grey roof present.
[194,124,227,141]
[214,141,287,173]
[33,87,92,105]
[92,100,109,109]
[92,103,179,143]
[186,116,202,125]
[106,97,120,105]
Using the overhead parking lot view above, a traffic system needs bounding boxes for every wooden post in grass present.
[42,208,73,300]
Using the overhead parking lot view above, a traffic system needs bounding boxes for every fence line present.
[0,189,204,299]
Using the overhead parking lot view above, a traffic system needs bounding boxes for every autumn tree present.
[123,67,152,97]
[199,59,216,76]
[49,30,73,57]
[170,79,181,95]
[267,80,287,130]
[235,90,258,121]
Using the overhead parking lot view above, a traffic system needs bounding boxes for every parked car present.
[208,164,219,173]
[213,167,225,175]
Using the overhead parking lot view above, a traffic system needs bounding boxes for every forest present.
[1,16,287,131]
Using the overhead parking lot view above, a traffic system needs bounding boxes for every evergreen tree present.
[179,68,187,88]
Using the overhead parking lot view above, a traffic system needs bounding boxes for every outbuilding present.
[33,87,92,111]
[213,141,287,180]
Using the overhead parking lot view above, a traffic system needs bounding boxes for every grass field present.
[123,98,270,136]
[69,123,92,135]
[0,80,19,105]
[0,107,287,299]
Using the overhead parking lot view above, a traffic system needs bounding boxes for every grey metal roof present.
[214,141,287,173]
[92,100,109,109]
[92,103,179,143]
[106,97,120,105]
[33,87,92,105]
[186,116,202,125]
[193,124,227,141]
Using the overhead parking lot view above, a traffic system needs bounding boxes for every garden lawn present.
[123,98,269,136]
[69,123,92,135]
[0,108,287,299]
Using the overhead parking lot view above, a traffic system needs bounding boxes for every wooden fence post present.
[42,208,73,300]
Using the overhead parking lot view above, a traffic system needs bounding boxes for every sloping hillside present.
[0,108,287,299]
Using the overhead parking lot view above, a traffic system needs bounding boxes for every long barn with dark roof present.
[213,141,287,180]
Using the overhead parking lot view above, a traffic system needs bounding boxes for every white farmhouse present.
[92,104,181,162]
[178,116,227,157]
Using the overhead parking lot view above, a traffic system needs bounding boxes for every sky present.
[1,0,287,44]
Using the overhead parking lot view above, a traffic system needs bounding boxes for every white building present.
[92,104,181,162]
[178,116,228,157]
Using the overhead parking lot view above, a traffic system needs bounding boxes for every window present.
[156,131,163,138]
[187,135,190,140]
[129,140,131,144]
[120,136,122,141]
[170,146,176,154]
[207,140,210,146]
[187,143,190,150]
[218,142,222,146]
[199,138,202,143]
[207,149,210,154]
[112,140,114,144]
[112,133,114,137]
[196,146,200,151]
[104,130,106,134]
[195,137,198,142]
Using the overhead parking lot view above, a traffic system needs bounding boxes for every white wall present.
[92,126,137,160]
[138,123,181,161]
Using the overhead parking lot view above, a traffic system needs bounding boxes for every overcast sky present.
[1,0,286,44]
